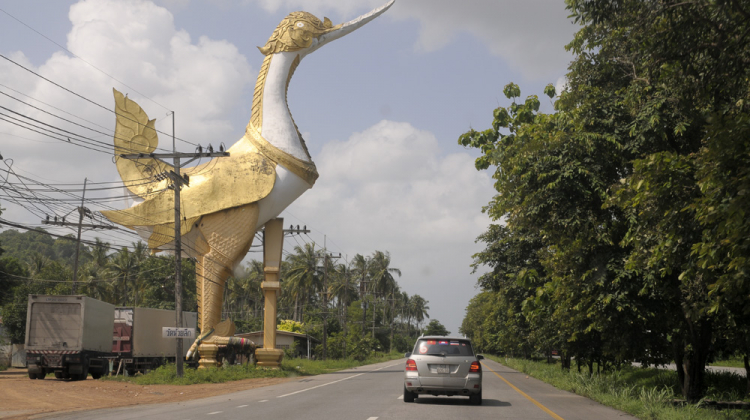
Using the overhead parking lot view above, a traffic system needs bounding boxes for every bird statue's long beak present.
[304,0,395,56]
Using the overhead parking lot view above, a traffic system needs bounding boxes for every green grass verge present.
[101,352,403,386]
[712,358,748,369]
[0,365,8,372]
[490,356,750,420]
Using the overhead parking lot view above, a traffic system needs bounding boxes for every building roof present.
[235,330,320,343]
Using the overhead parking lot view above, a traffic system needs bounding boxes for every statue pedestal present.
[198,343,219,369]
[255,348,284,368]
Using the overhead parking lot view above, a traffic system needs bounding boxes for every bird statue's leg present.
[190,203,260,368]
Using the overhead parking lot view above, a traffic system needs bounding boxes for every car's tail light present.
[469,361,481,373]
[406,359,418,371]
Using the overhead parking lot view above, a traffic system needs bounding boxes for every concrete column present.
[255,218,285,368]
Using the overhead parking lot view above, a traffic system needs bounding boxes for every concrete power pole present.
[320,236,340,360]
[119,112,228,377]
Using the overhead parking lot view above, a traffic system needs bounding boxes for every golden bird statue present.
[102,1,394,367]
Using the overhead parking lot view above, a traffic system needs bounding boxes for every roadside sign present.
[162,327,195,339]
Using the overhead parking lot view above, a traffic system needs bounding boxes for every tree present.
[408,295,429,334]
[284,243,322,322]
[459,0,750,401]
[423,319,450,337]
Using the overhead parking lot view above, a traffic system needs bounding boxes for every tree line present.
[458,0,750,402]
[0,228,436,360]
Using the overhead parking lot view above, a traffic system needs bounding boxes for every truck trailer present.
[112,307,197,375]
[25,295,114,380]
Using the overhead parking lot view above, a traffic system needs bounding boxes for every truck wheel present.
[54,372,64,379]
[28,371,37,380]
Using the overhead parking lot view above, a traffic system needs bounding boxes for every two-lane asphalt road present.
[50,359,636,420]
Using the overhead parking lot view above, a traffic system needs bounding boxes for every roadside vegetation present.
[0,228,441,363]
[102,352,403,386]
[495,357,750,420]
[459,0,750,405]
[712,359,749,369]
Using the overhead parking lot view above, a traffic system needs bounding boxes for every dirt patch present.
[0,368,294,419]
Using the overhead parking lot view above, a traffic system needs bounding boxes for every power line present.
[0,7,172,112]
[0,53,198,147]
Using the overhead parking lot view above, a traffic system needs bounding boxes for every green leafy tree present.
[423,319,450,337]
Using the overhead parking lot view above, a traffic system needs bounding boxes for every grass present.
[491,356,750,420]
[712,358,748,369]
[101,352,403,386]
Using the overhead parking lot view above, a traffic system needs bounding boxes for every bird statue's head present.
[259,0,395,58]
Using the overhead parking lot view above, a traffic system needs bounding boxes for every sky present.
[0,0,578,336]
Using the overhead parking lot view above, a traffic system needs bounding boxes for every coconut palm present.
[284,243,322,322]
[409,294,430,335]
[108,247,137,305]
[351,253,372,337]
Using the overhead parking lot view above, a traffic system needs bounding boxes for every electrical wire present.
[0,7,172,112]
[0,53,198,147]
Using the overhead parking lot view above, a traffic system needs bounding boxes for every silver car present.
[403,336,483,405]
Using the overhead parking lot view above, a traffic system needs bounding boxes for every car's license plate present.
[437,365,449,374]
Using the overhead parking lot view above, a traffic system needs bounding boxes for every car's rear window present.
[414,339,474,356]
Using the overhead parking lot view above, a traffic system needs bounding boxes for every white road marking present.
[277,373,366,398]
[207,411,222,415]
[237,405,248,408]
[259,400,268,402]
[397,395,403,399]
[367,417,379,420]
[277,363,400,399]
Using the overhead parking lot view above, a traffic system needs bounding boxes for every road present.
[48,358,635,420]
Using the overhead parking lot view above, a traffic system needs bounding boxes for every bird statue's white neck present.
[250,51,311,162]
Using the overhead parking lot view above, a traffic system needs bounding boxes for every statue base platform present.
[198,343,220,369]
[255,348,284,368]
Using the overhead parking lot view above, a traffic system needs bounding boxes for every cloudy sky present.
[0,0,577,335]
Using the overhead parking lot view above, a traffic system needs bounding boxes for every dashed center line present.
[259,400,268,402]
[397,395,403,400]
[367,418,379,420]
[276,363,399,399]
[207,411,223,415]
[237,405,248,408]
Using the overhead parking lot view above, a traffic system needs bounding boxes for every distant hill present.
[0,229,81,266]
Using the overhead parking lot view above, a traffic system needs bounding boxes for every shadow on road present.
[414,397,510,407]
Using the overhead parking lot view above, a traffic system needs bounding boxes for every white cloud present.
[287,120,495,333]
[248,0,577,81]
[0,0,254,222]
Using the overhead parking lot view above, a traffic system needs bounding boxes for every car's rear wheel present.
[403,386,416,403]
[470,390,482,405]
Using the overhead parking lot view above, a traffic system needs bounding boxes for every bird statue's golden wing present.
[112,88,171,199]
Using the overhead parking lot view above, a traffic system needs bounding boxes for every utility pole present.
[42,178,114,294]
[119,111,228,377]
[319,236,340,360]
[283,225,310,236]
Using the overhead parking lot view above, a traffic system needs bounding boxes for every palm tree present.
[409,294,430,336]
[78,260,110,301]
[284,243,322,322]
[109,247,137,305]
[369,251,401,343]
[244,260,264,319]
[399,291,411,335]
[27,252,50,279]
[370,251,401,298]
[351,253,372,337]
[330,262,358,357]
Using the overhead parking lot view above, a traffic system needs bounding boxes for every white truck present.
[25,295,114,380]
[112,307,197,375]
